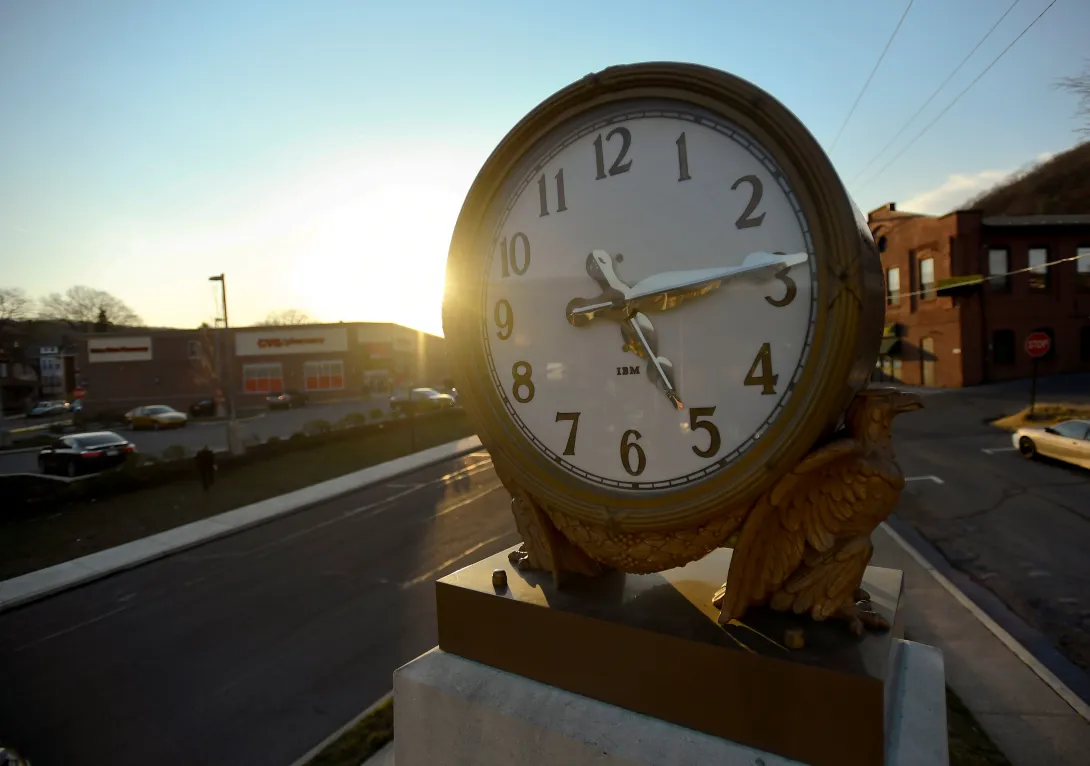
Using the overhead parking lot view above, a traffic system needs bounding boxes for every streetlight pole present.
[208,274,235,421]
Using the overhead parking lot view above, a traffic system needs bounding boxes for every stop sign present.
[1025,332,1051,359]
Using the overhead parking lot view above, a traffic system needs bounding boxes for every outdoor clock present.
[442,62,884,576]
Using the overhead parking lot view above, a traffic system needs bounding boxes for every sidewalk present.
[873,522,1090,765]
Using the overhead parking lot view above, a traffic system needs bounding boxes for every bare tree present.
[258,308,313,326]
[1057,61,1090,137]
[39,285,143,330]
[0,287,34,325]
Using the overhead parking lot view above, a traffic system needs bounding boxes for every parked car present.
[27,400,69,418]
[1014,419,1090,469]
[38,431,135,477]
[266,389,307,410]
[389,387,456,415]
[189,398,217,417]
[125,405,188,430]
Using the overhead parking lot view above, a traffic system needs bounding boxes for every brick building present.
[869,204,1090,387]
[76,322,450,414]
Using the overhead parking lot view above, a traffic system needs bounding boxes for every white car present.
[1013,419,1090,470]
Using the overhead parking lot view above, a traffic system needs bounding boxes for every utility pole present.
[208,274,235,421]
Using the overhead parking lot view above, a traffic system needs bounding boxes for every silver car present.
[1013,419,1090,469]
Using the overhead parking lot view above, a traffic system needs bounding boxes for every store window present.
[992,330,1015,366]
[919,257,935,300]
[886,267,901,306]
[1028,247,1049,292]
[1077,247,1090,292]
[304,360,344,391]
[987,248,1009,291]
[187,340,202,360]
[243,363,283,393]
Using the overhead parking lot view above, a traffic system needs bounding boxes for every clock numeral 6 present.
[555,411,580,455]
[538,169,567,217]
[744,342,778,395]
[731,175,766,229]
[511,360,535,403]
[493,299,513,340]
[689,407,721,459]
[620,429,646,476]
[499,233,531,278]
[593,127,632,180]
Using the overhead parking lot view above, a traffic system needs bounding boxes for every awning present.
[879,338,901,355]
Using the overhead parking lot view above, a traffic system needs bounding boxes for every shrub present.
[369,408,384,420]
[161,444,188,462]
[289,430,308,442]
[337,412,367,429]
[265,435,282,446]
[304,419,332,436]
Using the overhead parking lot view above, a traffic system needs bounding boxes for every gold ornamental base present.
[436,544,904,766]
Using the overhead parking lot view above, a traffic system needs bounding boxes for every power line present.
[858,0,1059,190]
[850,0,1022,184]
[828,0,915,153]
[890,247,1089,302]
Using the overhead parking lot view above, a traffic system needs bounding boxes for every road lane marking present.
[14,605,130,653]
[982,447,1017,454]
[400,531,514,589]
[905,475,944,485]
[1028,570,1051,578]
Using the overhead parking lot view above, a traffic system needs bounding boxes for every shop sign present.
[87,336,153,363]
[235,327,348,357]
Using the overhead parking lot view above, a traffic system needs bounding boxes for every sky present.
[1,0,1087,336]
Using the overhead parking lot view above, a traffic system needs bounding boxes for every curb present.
[0,436,484,613]
[881,519,1090,723]
[287,691,394,766]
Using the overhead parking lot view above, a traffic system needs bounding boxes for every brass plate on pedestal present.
[436,545,904,766]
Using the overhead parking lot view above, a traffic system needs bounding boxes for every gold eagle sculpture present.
[497,387,923,636]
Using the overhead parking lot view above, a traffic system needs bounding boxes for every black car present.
[189,398,217,417]
[266,389,307,410]
[38,431,135,477]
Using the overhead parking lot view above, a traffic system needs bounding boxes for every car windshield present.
[412,388,439,396]
[146,406,174,414]
[74,433,124,448]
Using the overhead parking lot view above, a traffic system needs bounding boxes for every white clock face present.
[481,102,818,491]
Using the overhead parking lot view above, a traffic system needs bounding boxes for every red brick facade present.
[870,205,1090,387]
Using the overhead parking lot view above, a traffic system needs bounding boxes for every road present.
[0,449,519,766]
[2,376,1089,765]
[0,399,393,475]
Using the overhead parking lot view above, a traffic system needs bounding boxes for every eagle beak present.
[892,391,924,413]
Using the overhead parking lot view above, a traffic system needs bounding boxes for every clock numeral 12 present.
[555,411,580,455]
[744,343,778,395]
[593,127,632,180]
[493,299,513,340]
[499,232,531,277]
[538,169,567,217]
[511,360,535,403]
[620,429,646,476]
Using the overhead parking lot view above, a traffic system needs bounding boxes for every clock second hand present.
[625,313,683,410]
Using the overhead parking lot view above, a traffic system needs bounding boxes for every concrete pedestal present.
[392,640,947,766]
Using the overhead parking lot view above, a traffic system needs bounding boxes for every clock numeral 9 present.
[493,299,513,340]
[620,429,646,476]
[499,233,531,278]
[511,361,535,403]
[731,175,766,229]
[555,411,580,455]
[593,127,632,180]
[538,169,567,217]
[744,342,778,395]
[688,407,721,459]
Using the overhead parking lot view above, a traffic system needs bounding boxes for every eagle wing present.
[717,437,867,622]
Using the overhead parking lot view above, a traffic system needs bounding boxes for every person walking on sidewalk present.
[195,446,216,491]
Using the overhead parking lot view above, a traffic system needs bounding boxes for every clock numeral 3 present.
[593,127,632,180]
[688,407,721,458]
[731,175,766,229]
[499,233,531,277]
[675,132,691,182]
[511,361,535,403]
[538,169,568,217]
[620,429,646,476]
[765,260,797,307]
[493,299,513,340]
[744,343,778,395]
[555,411,580,455]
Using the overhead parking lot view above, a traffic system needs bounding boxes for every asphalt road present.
[0,399,393,475]
[0,449,519,766]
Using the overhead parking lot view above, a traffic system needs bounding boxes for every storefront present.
[233,326,350,401]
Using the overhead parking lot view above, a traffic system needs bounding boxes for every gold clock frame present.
[443,62,884,536]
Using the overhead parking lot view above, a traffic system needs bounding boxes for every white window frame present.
[303,360,345,392]
[242,363,283,394]
[919,257,935,300]
[1077,246,1090,291]
[988,248,1009,291]
[1028,247,1049,291]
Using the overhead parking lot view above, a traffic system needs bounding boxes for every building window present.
[1077,247,1090,292]
[987,248,1009,291]
[1028,247,1049,291]
[886,268,901,306]
[993,330,1015,365]
[187,340,202,360]
[304,360,344,391]
[1081,326,1090,362]
[919,257,935,300]
[243,363,283,393]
